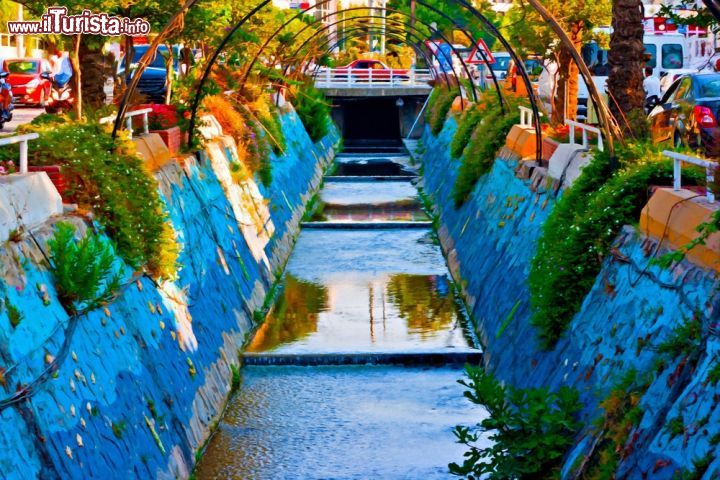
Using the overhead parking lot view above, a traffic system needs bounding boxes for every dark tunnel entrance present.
[336,97,402,150]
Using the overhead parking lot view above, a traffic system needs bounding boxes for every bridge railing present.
[566,119,604,152]
[519,105,543,129]
[314,68,433,88]
[100,108,153,139]
[0,133,39,174]
[663,150,718,203]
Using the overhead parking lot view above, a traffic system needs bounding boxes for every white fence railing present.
[314,68,433,88]
[663,151,718,203]
[519,106,543,129]
[0,133,39,174]
[566,119,604,152]
[99,108,153,139]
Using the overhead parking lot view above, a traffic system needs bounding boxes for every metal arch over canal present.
[289,17,475,93]
[114,0,613,166]
[278,7,504,110]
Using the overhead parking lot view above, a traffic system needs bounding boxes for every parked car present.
[333,59,410,81]
[117,45,181,102]
[4,58,51,106]
[649,72,720,157]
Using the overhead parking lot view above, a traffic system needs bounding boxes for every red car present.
[4,58,52,106]
[334,59,410,81]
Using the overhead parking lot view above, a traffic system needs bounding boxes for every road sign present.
[466,39,495,65]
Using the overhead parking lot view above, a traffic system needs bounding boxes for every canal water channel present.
[195,145,488,479]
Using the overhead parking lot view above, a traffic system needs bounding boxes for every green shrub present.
[2,297,22,328]
[529,144,706,348]
[452,108,520,206]
[657,315,702,358]
[47,222,122,314]
[11,122,179,280]
[450,107,481,159]
[450,366,582,479]
[293,84,331,143]
[426,87,459,136]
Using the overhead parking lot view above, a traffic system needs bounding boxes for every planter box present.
[27,165,71,201]
[150,127,183,154]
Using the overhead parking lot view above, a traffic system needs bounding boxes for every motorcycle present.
[0,71,14,129]
[41,72,73,114]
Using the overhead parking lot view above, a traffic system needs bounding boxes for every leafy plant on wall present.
[47,222,122,315]
[451,366,582,479]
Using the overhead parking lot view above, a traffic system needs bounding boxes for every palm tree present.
[607,0,646,135]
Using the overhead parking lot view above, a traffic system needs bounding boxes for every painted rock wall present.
[0,109,338,479]
[419,117,720,478]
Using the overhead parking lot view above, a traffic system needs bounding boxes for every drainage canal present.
[195,144,487,479]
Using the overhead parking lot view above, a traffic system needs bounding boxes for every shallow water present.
[196,366,489,480]
[196,154,486,479]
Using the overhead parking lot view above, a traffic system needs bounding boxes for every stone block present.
[639,188,720,271]
[197,115,223,140]
[0,172,62,241]
[547,143,592,188]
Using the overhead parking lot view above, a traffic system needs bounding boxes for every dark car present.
[117,45,182,102]
[4,58,52,106]
[649,72,720,157]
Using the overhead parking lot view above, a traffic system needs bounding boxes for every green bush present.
[14,122,179,280]
[47,222,122,314]
[450,107,482,159]
[452,107,519,206]
[426,87,459,136]
[451,366,582,479]
[529,144,706,348]
[293,84,331,143]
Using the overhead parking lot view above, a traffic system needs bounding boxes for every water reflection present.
[248,269,470,353]
[386,274,457,339]
[247,275,328,353]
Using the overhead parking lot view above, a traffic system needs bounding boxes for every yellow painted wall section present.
[640,188,720,272]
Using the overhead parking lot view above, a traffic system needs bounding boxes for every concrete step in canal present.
[195,147,487,479]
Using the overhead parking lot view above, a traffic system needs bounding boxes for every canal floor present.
[195,150,487,479]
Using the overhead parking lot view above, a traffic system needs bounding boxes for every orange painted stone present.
[640,188,720,272]
[132,133,173,172]
[451,96,469,113]
[505,124,538,159]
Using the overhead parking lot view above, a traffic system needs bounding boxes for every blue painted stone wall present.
[420,117,720,478]
[0,109,338,479]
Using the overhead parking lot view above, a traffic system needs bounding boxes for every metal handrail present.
[519,105,543,128]
[0,133,39,174]
[315,67,432,88]
[663,150,718,203]
[566,119,604,152]
[100,107,153,139]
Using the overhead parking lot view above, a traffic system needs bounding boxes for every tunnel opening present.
[337,97,403,152]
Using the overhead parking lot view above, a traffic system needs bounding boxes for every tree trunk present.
[79,37,111,111]
[552,21,584,124]
[608,0,646,135]
[72,35,82,119]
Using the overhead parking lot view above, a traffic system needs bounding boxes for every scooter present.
[0,71,14,129]
[41,72,73,114]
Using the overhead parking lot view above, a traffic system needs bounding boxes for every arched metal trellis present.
[115,0,615,165]
[184,0,527,150]
[279,6,506,111]
[280,14,479,100]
